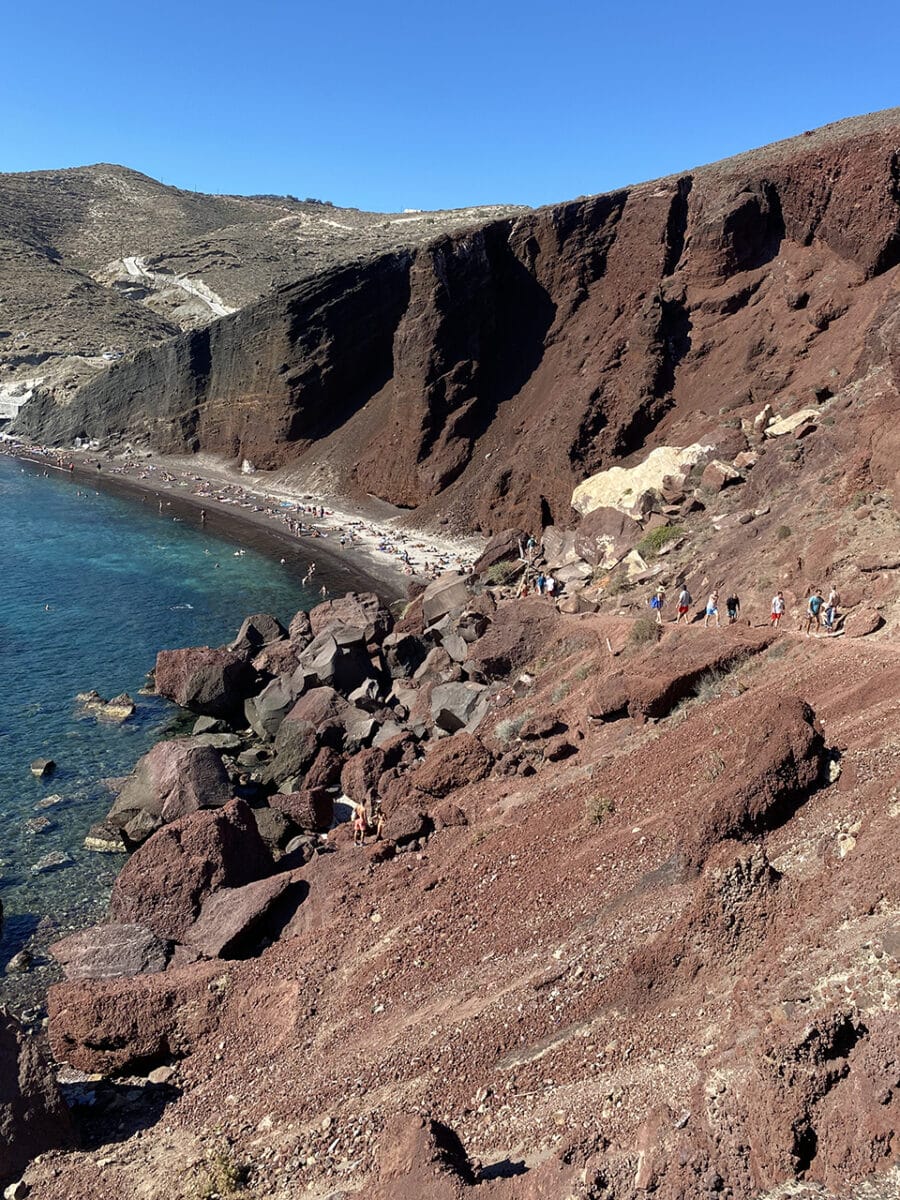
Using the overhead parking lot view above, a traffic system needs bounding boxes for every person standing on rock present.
[726,592,741,624]
[704,590,720,628]
[650,585,666,624]
[352,801,368,846]
[771,591,785,628]
[545,575,556,599]
[805,589,824,636]
[676,583,692,623]
[536,572,546,595]
[824,587,840,631]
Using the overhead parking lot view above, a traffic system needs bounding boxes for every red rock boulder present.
[108,798,272,941]
[153,646,255,718]
[106,737,233,845]
[407,733,493,798]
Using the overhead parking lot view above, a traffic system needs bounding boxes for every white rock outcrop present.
[571,444,713,517]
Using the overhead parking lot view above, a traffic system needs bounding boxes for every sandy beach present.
[3,440,485,603]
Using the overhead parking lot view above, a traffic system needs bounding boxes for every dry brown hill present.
[0,163,522,408]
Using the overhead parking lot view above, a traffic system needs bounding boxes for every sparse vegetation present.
[551,681,572,703]
[494,710,532,742]
[485,559,522,585]
[776,525,792,540]
[191,1147,250,1199]
[586,795,616,826]
[628,616,662,647]
[636,524,685,558]
[702,751,726,782]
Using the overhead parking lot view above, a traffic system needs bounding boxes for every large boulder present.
[573,506,642,569]
[309,592,393,643]
[182,874,301,959]
[297,629,373,694]
[106,738,233,845]
[382,630,428,679]
[49,922,170,981]
[541,526,581,570]
[251,638,300,678]
[108,799,272,941]
[472,529,526,575]
[0,1010,74,1186]
[695,696,824,857]
[288,609,313,652]
[408,734,493,798]
[229,612,287,656]
[269,788,334,831]
[466,598,562,680]
[244,674,305,741]
[261,715,320,784]
[341,746,387,805]
[422,572,474,627]
[153,646,255,719]
[48,960,228,1075]
[430,682,489,734]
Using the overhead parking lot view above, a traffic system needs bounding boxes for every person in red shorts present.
[771,591,785,627]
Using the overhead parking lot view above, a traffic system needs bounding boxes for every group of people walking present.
[649,583,841,634]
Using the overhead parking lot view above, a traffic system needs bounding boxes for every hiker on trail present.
[536,572,546,595]
[726,593,741,624]
[649,585,666,624]
[676,584,692,623]
[704,590,720,628]
[824,587,840,631]
[805,589,824,635]
[545,575,556,598]
[771,591,785,628]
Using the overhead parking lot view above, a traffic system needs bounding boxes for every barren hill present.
[0,163,522,409]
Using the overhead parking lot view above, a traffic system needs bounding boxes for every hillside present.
[2,112,900,1200]
[0,163,522,410]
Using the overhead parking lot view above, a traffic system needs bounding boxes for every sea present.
[0,454,357,1010]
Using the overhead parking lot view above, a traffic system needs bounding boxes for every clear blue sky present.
[4,1,898,212]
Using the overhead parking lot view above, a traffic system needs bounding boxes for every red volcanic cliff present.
[16,110,900,535]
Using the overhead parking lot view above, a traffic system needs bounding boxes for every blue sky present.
[3,1,898,211]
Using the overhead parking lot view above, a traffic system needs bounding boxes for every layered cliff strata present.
[13,109,900,534]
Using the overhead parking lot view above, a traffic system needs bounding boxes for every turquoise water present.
[0,454,327,1000]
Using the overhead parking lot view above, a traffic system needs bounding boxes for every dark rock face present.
[0,1010,74,1186]
[154,646,255,718]
[108,798,272,941]
[230,613,287,655]
[106,737,233,844]
[49,922,170,980]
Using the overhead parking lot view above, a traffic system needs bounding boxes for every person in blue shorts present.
[649,585,666,624]
[704,590,720,628]
[805,589,824,635]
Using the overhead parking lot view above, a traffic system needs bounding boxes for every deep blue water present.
[0,455,328,1001]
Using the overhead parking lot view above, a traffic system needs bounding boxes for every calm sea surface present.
[0,455,332,1004]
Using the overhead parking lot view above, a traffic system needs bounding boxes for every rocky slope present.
[6,562,898,1200]
[0,162,521,408]
[12,109,900,540]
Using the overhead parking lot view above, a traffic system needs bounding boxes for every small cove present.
[0,455,373,1009]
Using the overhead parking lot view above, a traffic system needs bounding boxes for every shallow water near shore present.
[0,455,351,1008]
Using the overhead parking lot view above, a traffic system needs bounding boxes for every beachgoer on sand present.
[676,584,692,623]
[705,590,720,628]
[771,591,785,627]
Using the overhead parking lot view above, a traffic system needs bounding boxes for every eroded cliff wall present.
[15,110,900,534]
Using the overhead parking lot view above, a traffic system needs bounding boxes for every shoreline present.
[4,442,485,604]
